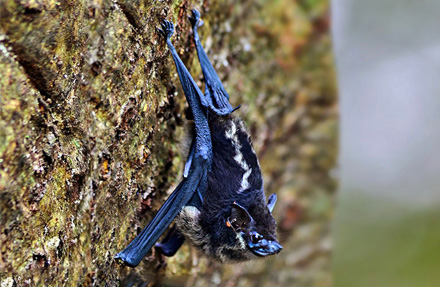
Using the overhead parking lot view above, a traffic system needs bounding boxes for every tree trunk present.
[0,0,337,286]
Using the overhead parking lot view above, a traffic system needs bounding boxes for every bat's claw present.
[158,20,174,40]
[189,9,204,28]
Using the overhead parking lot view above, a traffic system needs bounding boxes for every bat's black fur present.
[176,116,279,263]
[116,10,281,267]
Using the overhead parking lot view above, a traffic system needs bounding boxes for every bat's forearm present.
[164,34,209,133]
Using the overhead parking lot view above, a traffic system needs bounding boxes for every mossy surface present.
[0,0,337,286]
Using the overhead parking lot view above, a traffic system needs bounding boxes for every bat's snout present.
[268,241,283,254]
[249,239,283,257]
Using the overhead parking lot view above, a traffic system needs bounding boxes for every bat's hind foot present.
[157,20,174,40]
[189,9,204,29]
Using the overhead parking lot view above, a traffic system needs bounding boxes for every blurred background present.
[333,0,440,287]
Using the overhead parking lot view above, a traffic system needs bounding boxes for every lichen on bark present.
[0,0,337,286]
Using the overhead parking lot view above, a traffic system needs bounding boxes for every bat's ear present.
[267,193,277,213]
[229,202,254,230]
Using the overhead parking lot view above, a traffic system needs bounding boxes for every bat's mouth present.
[248,239,283,257]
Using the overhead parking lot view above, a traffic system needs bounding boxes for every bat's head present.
[227,193,282,257]
[177,192,282,263]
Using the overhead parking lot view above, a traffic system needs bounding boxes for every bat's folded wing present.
[194,33,239,116]
[205,85,239,116]
[115,163,206,267]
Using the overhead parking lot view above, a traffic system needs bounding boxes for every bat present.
[116,10,282,267]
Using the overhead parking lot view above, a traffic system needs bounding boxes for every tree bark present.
[0,0,337,286]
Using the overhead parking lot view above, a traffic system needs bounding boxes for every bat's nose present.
[250,240,283,256]
[267,241,283,254]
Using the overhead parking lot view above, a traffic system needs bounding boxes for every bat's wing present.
[183,139,195,178]
[115,163,207,266]
[159,20,213,199]
[189,9,240,116]
[116,20,212,267]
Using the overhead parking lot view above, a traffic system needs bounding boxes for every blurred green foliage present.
[335,195,440,287]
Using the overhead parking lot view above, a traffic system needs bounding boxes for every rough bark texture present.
[0,0,337,286]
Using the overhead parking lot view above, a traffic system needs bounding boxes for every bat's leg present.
[155,225,185,257]
[189,9,240,116]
